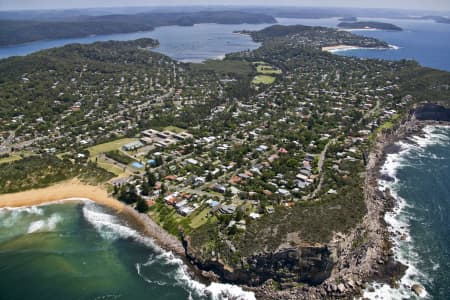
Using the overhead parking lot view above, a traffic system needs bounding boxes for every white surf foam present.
[82,202,256,300]
[363,126,450,299]
[0,206,45,228]
[388,44,400,50]
[150,250,256,300]
[27,213,62,233]
[135,262,168,286]
[82,202,157,249]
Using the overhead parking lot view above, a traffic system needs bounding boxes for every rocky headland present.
[182,103,450,299]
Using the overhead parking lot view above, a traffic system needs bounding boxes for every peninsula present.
[1,23,449,299]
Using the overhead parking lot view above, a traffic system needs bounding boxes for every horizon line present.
[0,5,448,13]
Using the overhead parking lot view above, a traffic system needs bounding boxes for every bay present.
[0,201,255,300]
[1,17,449,72]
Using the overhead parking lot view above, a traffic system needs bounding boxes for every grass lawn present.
[378,121,394,131]
[0,154,21,165]
[87,138,139,157]
[257,65,282,75]
[95,157,130,177]
[163,126,185,134]
[252,61,268,66]
[56,152,69,159]
[252,75,276,85]
[189,207,211,229]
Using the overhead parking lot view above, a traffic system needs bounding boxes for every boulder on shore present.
[411,283,424,297]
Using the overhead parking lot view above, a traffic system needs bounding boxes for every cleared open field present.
[163,126,185,134]
[189,207,211,229]
[87,138,139,157]
[252,75,276,85]
[257,65,282,75]
[95,157,130,177]
[0,154,21,165]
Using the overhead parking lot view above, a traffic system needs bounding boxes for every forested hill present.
[0,38,161,80]
[0,11,276,46]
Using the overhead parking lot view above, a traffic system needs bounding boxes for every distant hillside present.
[421,16,450,24]
[0,11,276,46]
[338,21,402,31]
[338,16,357,22]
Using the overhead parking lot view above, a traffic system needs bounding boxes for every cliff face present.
[414,103,450,121]
[184,237,334,286]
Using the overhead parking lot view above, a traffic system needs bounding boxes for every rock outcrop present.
[184,236,334,287]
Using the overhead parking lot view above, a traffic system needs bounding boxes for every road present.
[306,139,334,200]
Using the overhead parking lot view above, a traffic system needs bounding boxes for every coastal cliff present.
[184,236,334,287]
[182,106,443,299]
[413,103,450,121]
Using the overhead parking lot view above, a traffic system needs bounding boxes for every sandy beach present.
[322,44,365,52]
[0,179,185,256]
[0,179,124,211]
[322,44,398,53]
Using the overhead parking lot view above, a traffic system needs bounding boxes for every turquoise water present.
[1,15,449,300]
[0,201,255,300]
[365,126,450,299]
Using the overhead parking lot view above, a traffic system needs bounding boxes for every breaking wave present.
[0,206,44,228]
[82,201,255,300]
[27,213,62,233]
[364,125,450,299]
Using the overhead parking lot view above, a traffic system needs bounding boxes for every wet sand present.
[0,179,185,255]
[0,179,124,211]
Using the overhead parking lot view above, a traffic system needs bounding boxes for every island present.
[1,24,449,299]
[338,21,403,31]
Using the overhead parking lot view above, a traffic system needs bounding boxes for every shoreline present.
[0,118,446,299]
[322,44,398,53]
[251,115,447,299]
[363,119,450,299]
[0,179,185,256]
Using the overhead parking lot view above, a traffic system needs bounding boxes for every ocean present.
[1,17,450,72]
[276,17,450,72]
[0,201,255,300]
[1,15,450,300]
[364,126,450,299]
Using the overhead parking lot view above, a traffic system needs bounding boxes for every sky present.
[1,0,449,11]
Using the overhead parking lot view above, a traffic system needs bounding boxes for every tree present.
[155,156,163,166]
[136,197,149,213]
[118,184,139,204]
[146,172,157,187]
[206,172,213,182]
[141,181,150,196]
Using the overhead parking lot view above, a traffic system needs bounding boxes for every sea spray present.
[0,206,44,227]
[82,201,256,300]
[27,213,62,233]
[363,125,450,299]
